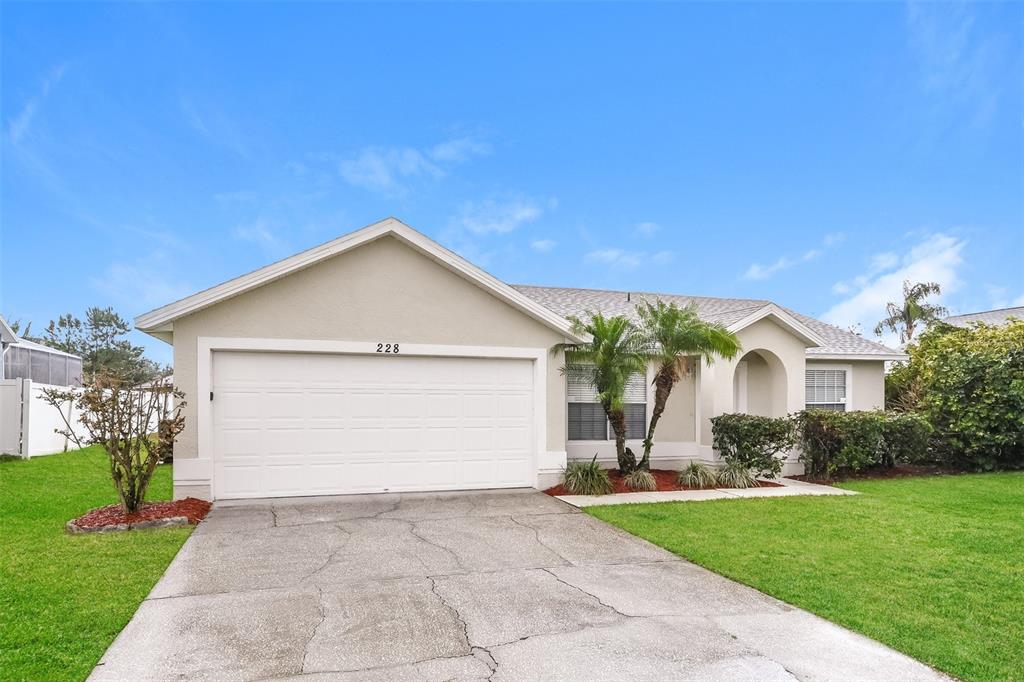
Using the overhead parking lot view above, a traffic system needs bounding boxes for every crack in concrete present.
[300,584,326,673]
[408,521,468,573]
[539,567,636,619]
[304,525,353,582]
[427,576,473,654]
[507,515,571,565]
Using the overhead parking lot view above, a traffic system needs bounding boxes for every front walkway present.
[91,489,945,681]
[557,477,854,508]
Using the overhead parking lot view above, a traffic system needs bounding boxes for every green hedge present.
[710,413,795,479]
[893,320,1024,471]
[793,410,932,478]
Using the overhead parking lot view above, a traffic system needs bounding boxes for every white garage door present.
[211,351,535,499]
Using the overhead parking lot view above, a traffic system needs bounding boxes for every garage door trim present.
[195,337,550,496]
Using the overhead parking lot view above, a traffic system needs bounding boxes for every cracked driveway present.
[90,489,948,681]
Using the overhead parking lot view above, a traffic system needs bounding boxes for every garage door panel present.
[212,351,535,499]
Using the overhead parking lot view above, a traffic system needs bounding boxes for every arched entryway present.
[732,349,788,417]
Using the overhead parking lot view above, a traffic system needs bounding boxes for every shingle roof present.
[511,284,902,359]
[945,307,1024,328]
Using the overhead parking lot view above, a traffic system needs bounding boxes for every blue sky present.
[3,1,1022,364]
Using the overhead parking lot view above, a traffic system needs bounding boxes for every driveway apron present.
[89,489,950,681]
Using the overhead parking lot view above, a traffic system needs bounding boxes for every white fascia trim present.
[808,352,908,362]
[135,217,583,343]
[0,316,17,345]
[192,337,551,494]
[727,303,827,348]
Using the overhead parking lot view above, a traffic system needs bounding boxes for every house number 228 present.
[376,343,400,354]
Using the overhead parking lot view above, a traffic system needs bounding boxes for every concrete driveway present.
[91,489,947,681]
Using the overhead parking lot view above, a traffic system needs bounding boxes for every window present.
[805,368,847,411]
[567,366,647,440]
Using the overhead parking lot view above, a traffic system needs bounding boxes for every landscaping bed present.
[543,468,783,496]
[67,497,211,533]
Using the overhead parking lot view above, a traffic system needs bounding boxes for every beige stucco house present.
[136,218,904,501]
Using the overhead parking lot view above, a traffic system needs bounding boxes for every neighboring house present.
[1,316,84,457]
[945,306,1024,328]
[0,316,84,387]
[135,218,904,501]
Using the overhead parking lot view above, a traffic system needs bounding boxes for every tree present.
[555,313,648,474]
[38,307,163,384]
[41,371,185,513]
[636,300,741,470]
[874,281,948,345]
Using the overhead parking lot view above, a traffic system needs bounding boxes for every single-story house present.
[136,218,904,501]
[945,306,1024,328]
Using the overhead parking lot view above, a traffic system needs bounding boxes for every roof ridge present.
[510,283,770,305]
[947,305,1024,318]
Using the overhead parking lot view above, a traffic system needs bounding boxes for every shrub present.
[710,413,795,479]
[679,461,717,489]
[562,455,613,495]
[623,469,657,491]
[794,410,928,478]
[881,412,933,466]
[911,321,1024,470]
[715,461,757,488]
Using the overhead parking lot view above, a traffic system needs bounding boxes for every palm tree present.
[555,313,648,473]
[636,300,741,471]
[874,280,948,345]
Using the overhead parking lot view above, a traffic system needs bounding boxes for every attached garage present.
[135,218,577,501]
[211,351,536,499]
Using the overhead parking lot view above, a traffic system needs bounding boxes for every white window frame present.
[805,363,853,412]
[566,364,648,442]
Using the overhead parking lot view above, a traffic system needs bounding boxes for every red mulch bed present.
[71,497,212,529]
[543,468,783,496]
[789,463,963,485]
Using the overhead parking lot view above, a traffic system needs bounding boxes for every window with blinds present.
[805,368,847,411]
[567,366,647,440]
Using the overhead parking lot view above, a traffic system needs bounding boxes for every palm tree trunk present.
[639,368,675,470]
[607,407,635,473]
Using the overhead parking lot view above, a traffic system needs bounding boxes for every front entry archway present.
[732,349,788,417]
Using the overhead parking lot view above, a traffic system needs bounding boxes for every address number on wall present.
[376,343,400,354]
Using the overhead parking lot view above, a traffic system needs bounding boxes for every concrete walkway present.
[557,476,855,507]
[91,489,946,681]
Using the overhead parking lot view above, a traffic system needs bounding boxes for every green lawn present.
[589,473,1024,682]
[0,447,191,682]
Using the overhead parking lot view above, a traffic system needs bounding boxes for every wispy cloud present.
[906,1,1007,129]
[91,256,192,311]
[585,248,673,270]
[743,232,846,281]
[429,135,492,163]
[7,63,68,145]
[454,196,546,235]
[822,233,966,346]
[530,238,557,253]
[180,94,250,158]
[634,222,660,238]
[232,217,287,254]
[336,134,490,196]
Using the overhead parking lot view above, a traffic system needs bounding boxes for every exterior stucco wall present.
[700,317,808,446]
[564,359,697,468]
[171,235,568,464]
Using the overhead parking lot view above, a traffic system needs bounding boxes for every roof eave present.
[134,218,585,344]
[726,304,827,348]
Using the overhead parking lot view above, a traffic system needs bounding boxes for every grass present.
[588,473,1024,682]
[0,446,191,682]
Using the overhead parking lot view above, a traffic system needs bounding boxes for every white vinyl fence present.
[0,378,80,457]
[0,378,175,458]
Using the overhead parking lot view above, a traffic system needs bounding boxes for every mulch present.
[70,497,212,530]
[789,463,963,485]
[543,468,784,496]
